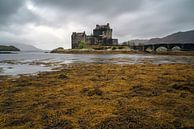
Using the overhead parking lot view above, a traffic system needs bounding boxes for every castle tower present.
[71,23,118,49]
[71,32,86,49]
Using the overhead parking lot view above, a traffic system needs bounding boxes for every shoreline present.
[51,49,194,56]
[1,53,194,78]
[0,63,194,128]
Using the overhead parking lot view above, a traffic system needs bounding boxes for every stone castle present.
[71,23,118,49]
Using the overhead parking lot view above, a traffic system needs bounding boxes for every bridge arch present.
[171,46,181,51]
[156,46,168,52]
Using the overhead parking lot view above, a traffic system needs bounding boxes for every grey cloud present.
[0,0,24,15]
[0,0,25,24]
[113,0,194,40]
[11,6,41,25]
[32,0,144,16]
[0,0,194,49]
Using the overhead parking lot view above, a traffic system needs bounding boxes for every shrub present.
[118,46,125,49]
[112,46,117,50]
[78,41,87,49]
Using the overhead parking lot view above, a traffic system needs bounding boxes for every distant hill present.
[125,30,194,45]
[0,45,20,51]
[0,43,42,51]
[148,30,194,44]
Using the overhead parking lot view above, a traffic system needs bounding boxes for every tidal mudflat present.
[0,62,194,128]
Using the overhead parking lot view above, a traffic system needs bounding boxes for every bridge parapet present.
[131,43,194,51]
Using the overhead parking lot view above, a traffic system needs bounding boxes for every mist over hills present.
[0,43,42,51]
[0,45,20,51]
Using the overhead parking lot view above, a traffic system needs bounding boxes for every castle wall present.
[71,32,86,49]
[71,23,118,49]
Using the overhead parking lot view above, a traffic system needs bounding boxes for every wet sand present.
[0,63,194,128]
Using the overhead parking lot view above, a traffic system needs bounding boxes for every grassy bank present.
[0,63,194,128]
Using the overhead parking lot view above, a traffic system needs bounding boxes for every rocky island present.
[0,45,20,53]
[51,24,194,56]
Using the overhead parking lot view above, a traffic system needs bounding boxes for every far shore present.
[0,51,18,54]
[50,49,194,56]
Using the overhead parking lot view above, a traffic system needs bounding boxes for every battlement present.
[95,23,110,29]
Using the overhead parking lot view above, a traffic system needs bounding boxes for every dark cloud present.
[32,0,144,16]
[0,0,23,16]
[0,0,194,49]
[0,0,24,24]
[112,0,194,40]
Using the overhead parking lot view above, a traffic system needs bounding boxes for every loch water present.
[0,51,193,76]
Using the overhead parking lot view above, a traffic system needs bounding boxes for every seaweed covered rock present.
[81,87,103,96]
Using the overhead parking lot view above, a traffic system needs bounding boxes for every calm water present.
[0,51,193,76]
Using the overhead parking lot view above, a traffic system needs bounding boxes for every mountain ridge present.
[125,30,194,45]
[149,30,194,44]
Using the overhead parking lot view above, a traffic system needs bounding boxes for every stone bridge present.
[131,43,194,51]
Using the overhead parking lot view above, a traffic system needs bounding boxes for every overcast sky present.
[0,0,194,50]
